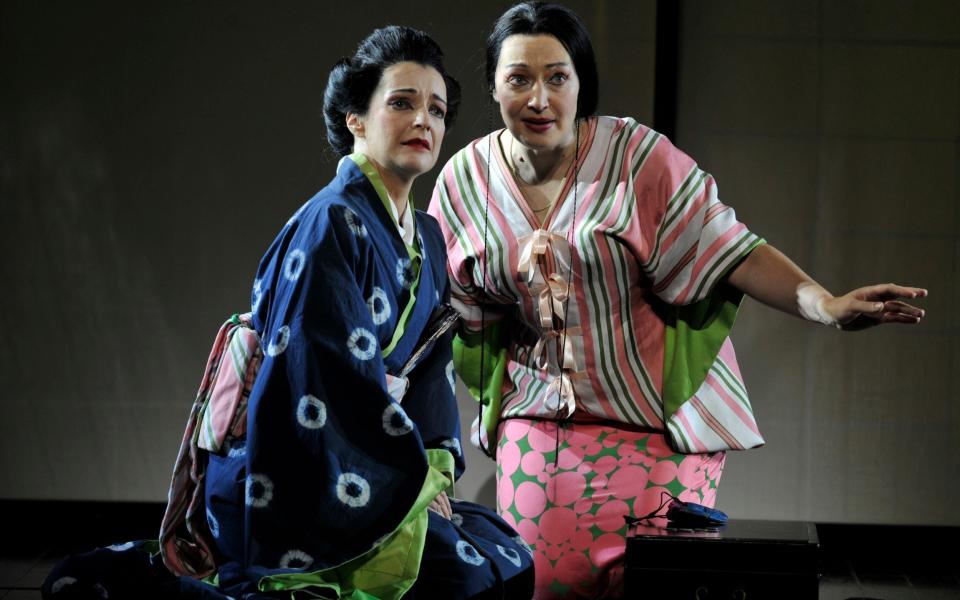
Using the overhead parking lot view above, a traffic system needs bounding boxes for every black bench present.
[625,519,820,599]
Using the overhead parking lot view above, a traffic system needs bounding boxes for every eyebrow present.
[387,88,447,105]
[504,61,570,69]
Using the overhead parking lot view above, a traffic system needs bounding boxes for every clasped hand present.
[428,490,453,519]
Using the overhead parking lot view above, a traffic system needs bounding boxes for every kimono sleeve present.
[429,154,512,456]
[399,224,465,482]
[631,131,764,306]
[428,152,512,335]
[243,202,443,573]
[617,125,767,453]
[400,327,465,483]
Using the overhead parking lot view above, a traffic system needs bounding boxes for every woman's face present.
[349,61,448,180]
[493,34,580,152]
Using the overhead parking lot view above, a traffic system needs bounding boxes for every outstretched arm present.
[726,244,927,331]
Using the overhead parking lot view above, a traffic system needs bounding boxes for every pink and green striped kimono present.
[429,116,766,599]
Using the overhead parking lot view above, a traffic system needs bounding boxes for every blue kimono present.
[42,155,534,600]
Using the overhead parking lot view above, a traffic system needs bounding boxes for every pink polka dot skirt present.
[497,418,725,599]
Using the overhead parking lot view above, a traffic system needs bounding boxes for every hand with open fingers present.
[823,283,927,331]
[428,490,453,519]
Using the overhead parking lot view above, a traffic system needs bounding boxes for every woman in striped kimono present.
[43,26,532,600]
[429,3,927,598]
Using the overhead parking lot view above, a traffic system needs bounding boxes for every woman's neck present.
[365,155,411,219]
[509,131,577,185]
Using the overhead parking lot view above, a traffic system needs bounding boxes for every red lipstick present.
[402,138,431,151]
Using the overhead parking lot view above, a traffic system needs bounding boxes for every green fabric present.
[428,443,457,498]
[348,152,422,358]
[382,275,420,358]
[452,322,510,452]
[662,239,765,424]
[257,450,454,599]
[662,289,741,418]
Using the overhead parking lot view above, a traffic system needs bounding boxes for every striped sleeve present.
[428,151,509,335]
[635,135,764,306]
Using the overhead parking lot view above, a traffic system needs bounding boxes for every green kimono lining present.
[257,449,455,599]
[452,321,510,452]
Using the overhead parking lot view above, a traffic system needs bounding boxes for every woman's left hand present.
[428,491,453,519]
[821,283,927,331]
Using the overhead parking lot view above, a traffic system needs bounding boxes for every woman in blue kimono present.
[42,26,534,600]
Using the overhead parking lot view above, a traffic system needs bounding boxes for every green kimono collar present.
[348,152,423,358]
[348,152,421,261]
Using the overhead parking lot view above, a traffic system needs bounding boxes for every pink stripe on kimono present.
[674,222,750,305]
[705,372,761,438]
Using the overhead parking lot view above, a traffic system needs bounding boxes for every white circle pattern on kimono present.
[336,472,371,508]
[450,513,464,527]
[278,549,314,570]
[395,258,415,289]
[246,473,274,508]
[382,403,414,436]
[455,540,485,566]
[92,583,109,599]
[445,361,456,395]
[226,439,246,459]
[367,287,392,325]
[344,208,367,237]
[106,541,134,552]
[51,577,77,594]
[440,437,461,457]
[206,506,220,538]
[347,327,377,361]
[267,325,291,357]
[296,394,327,429]
[252,278,263,312]
[497,544,523,567]
[284,249,306,282]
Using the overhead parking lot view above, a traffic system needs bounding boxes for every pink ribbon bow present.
[518,230,573,328]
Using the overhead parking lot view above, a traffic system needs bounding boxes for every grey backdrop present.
[2,1,956,526]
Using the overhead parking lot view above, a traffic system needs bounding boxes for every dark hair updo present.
[323,26,462,157]
[485,2,599,118]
